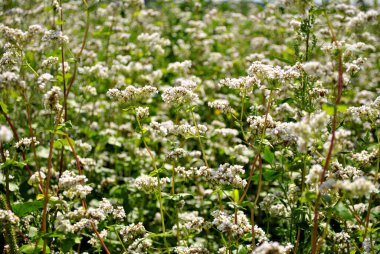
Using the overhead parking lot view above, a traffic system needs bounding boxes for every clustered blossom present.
[54,198,125,235]
[337,178,378,197]
[137,32,170,54]
[86,198,118,221]
[58,171,92,199]
[71,156,96,171]
[149,121,208,137]
[119,222,152,253]
[306,164,324,185]
[211,163,247,189]
[14,137,39,150]
[332,162,363,180]
[174,246,209,254]
[134,175,170,193]
[212,210,267,242]
[346,96,380,126]
[167,60,192,73]
[75,140,92,154]
[136,106,149,119]
[119,222,146,242]
[41,56,58,68]
[208,99,233,113]
[172,211,205,235]
[253,242,293,254]
[0,209,20,225]
[218,76,260,95]
[162,85,199,106]
[166,148,188,159]
[175,164,246,189]
[37,73,54,90]
[88,229,107,247]
[42,30,69,44]
[247,114,276,131]
[0,125,13,142]
[1,0,379,253]
[44,86,62,111]
[351,149,378,164]
[107,85,158,103]
[28,171,46,185]
[81,85,97,96]
[269,203,291,217]
[269,111,330,152]
[248,61,301,80]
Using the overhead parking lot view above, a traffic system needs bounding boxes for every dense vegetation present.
[0,0,379,253]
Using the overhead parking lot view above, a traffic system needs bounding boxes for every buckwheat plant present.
[0,0,379,253]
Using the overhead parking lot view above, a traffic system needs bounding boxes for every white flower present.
[211,164,247,189]
[136,107,149,119]
[0,209,20,225]
[58,171,92,199]
[42,30,69,44]
[167,60,192,73]
[29,171,46,185]
[218,76,260,95]
[162,86,198,106]
[119,222,146,242]
[44,86,62,111]
[107,85,158,103]
[253,241,293,254]
[134,175,170,193]
[208,99,232,113]
[337,177,378,196]
[0,125,13,143]
[14,137,39,150]
[306,164,323,184]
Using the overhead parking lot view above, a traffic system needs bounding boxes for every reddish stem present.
[311,17,344,254]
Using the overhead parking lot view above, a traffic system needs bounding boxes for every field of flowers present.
[0,0,379,253]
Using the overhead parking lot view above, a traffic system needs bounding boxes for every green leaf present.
[299,191,317,203]
[263,147,274,164]
[50,129,67,136]
[262,168,278,181]
[37,194,45,200]
[0,159,26,169]
[53,138,75,150]
[259,139,273,148]
[12,201,44,217]
[337,104,347,113]
[56,74,63,83]
[55,19,66,25]
[123,106,136,112]
[19,241,50,254]
[161,193,191,201]
[0,101,8,113]
[238,245,248,254]
[62,238,77,252]
[232,189,239,203]
[53,140,63,149]
[240,201,254,208]
[149,167,165,176]
[333,202,354,220]
[67,57,76,63]
[322,103,334,116]
[59,121,73,129]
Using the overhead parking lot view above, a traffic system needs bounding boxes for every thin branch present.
[311,11,344,254]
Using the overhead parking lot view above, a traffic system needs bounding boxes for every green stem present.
[116,230,127,253]
[190,110,209,167]
[0,195,18,254]
[136,117,169,253]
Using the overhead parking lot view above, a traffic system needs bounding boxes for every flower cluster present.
[1,0,379,253]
